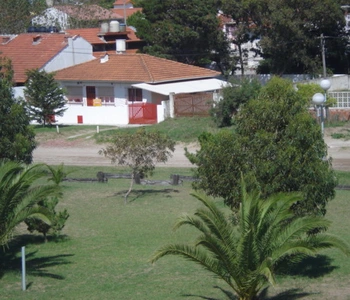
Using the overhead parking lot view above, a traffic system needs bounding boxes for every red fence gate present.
[174,92,214,116]
[129,103,157,124]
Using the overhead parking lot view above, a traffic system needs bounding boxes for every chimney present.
[116,39,126,53]
[100,53,109,63]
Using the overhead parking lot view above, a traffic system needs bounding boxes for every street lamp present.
[312,79,331,136]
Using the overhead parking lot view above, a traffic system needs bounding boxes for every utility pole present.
[320,33,327,77]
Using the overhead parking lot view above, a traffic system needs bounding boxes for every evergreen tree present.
[24,69,67,126]
[0,57,36,164]
[186,77,337,216]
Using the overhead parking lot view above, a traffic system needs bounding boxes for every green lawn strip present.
[93,116,225,144]
[1,167,349,299]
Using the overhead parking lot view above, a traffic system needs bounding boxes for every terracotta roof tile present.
[0,33,71,84]
[54,54,220,83]
[113,8,142,18]
[114,0,133,6]
[66,26,140,45]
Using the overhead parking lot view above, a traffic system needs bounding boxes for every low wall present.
[56,105,129,125]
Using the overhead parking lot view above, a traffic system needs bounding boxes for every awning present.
[132,78,229,96]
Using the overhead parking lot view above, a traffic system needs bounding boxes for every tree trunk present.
[124,175,134,204]
[238,44,245,76]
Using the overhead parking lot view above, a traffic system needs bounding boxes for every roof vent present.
[32,35,42,45]
[2,36,11,44]
[100,53,109,63]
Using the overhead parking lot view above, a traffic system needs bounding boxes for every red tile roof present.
[65,26,140,45]
[54,5,123,21]
[0,33,72,84]
[65,28,103,44]
[114,0,133,5]
[54,54,220,83]
[113,8,142,19]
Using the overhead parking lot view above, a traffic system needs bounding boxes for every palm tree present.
[0,160,60,247]
[151,183,350,300]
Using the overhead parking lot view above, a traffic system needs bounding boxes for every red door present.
[86,86,96,106]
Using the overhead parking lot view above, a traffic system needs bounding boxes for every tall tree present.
[99,128,175,203]
[0,57,36,164]
[151,186,350,300]
[127,0,231,70]
[222,0,347,74]
[24,69,67,126]
[186,77,337,216]
[0,161,60,247]
[0,0,47,34]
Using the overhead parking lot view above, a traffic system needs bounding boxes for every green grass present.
[331,129,350,140]
[1,167,350,299]
[94,117,226,144]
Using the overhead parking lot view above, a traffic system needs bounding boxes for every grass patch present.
[1,166,350,299]
[331,129,350,140]
[94,117,229,144]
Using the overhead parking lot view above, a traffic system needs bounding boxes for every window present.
[128,88,142,102]
[329,92,350,108]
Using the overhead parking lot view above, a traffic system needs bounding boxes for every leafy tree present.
[221,1,260,75]
[0,57,36,164]
[99,128,175,203]
[222,0,347,74]
[211,78,261,127]
[185,130,246,208]
[187,77,337,216]
[24,69,67,126]
[127,0,231,70]
[0,161,60,247]
[25,164,69,242]
[151,185,350,300]
[0,0,46,34]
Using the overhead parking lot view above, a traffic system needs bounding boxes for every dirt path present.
[32,131,350,170]
[32,138,196,168]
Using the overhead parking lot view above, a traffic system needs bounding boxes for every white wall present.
[43,36,95,73]
[307,75,350,92]
[56,105,129,125]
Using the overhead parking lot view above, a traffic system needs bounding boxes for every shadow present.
[0,235,74,280]
[113,188,180,202]
[182,285,237,300]
[261,287,314,299]
[276,255,337,278]
[183,286,313,300]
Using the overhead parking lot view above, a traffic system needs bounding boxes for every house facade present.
[54,53,227,125]
[0,32,95,91]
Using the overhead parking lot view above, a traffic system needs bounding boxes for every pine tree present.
[24,69,67,126]
[0,57,36,164]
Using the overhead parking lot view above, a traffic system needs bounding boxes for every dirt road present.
[32,139,195,168]
[32,134,350,170]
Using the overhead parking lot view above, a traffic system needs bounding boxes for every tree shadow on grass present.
[113,188,180,202]
[276,255,337,278]
[183,285,313,300]
[0,234,73,280]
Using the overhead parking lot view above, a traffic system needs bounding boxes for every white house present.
[54,53,228,125]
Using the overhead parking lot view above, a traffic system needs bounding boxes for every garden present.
[1,165,350,299]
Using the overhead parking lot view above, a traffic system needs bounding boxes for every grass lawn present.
[1,166,350,299]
